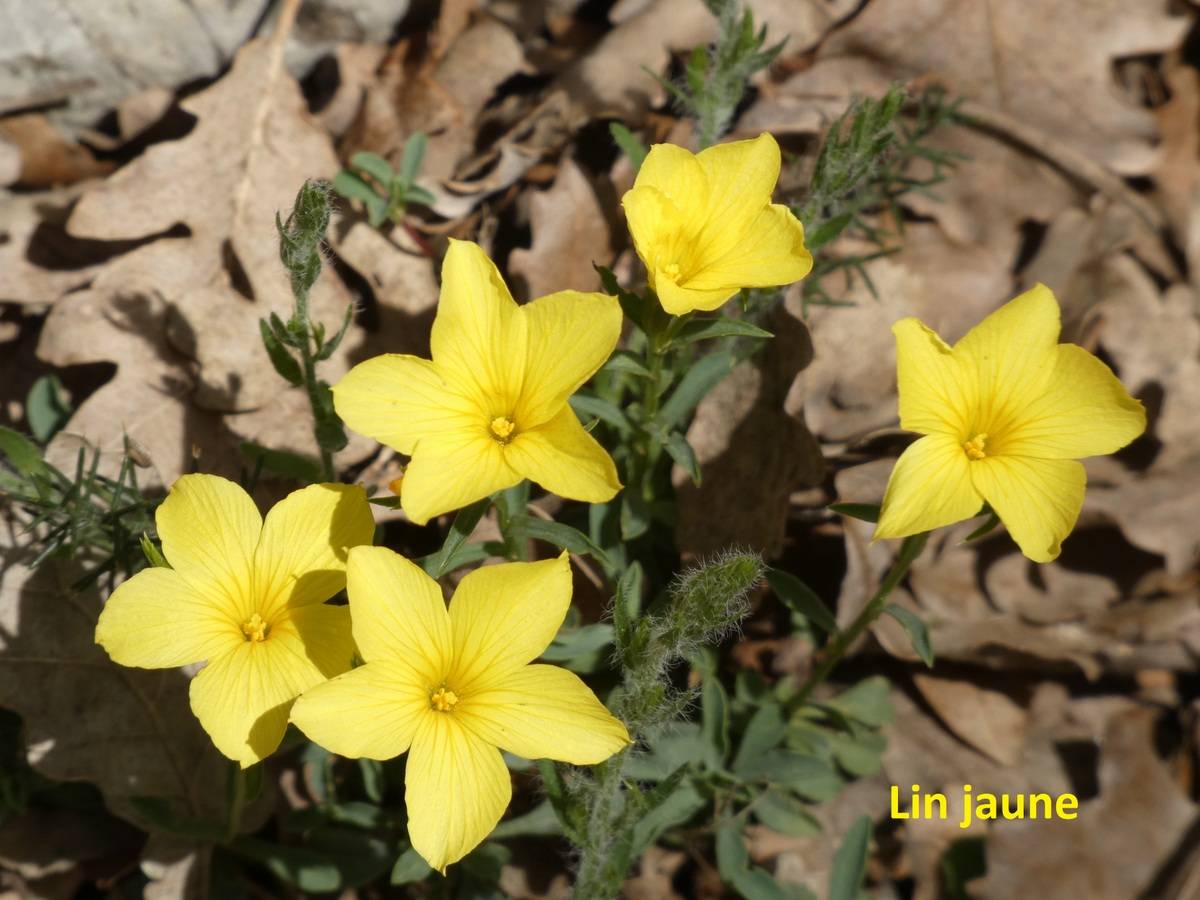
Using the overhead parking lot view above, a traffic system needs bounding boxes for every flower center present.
[963,433,989,460]
[241,612,269,642]
[662,262,681,282]
[490,416,516,443]
[430,686,459,712]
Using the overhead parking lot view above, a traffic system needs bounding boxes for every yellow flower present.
[95,475,375,767]
[621,132,812,315]
[874,285,1146,562]
[332,239,622,526]
[289,548,630,872]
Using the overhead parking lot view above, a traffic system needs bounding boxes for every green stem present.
[226,763,247,844]
[294,291,335,482]
[790,532,928,710]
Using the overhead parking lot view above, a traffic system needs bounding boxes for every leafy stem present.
[790,532,929,711]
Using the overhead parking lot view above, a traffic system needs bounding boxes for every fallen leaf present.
[0,114,112,188]
[912,675,1028,767]
[510,157,612,299]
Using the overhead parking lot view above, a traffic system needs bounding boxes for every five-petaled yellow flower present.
[95,475,374,766]
[333,239,622,525]
[874,285,1146,562]
[622,132,812,315]
[290,548,630,872]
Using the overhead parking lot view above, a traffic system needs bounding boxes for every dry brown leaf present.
[0,185,104,307]
[0,541,230,830]
[0,115,112,188]
[509,158,612,299]
[786,0,1189,174]
[675,297,825,558]
[912,675,1029,767]
[974,708,1196,900]
[62,34,352,414]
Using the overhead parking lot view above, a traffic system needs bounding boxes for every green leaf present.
[389,846,431,884]
[139,533,170,569]
[332,170,388,226]
[308,827,392,887]
[884,604,934,667]
[671,317,774,346]
[569,393,632,436]
[806,212,853,250]
[402,184,436,206]
[542,623,614,662]
[662,430,701,485]
[349,151,395,187]
[537,759,586,843]
[766,568,838,635]
[964,509,1001,542]
[398,133,428,187]
[128,796,224,841]
[314,303,356,362]
[25,375,71,443]
[358,758,384,804]
[595,263,648,329]
[232,837,340,893]
[700,668,730,770]
[627,774,705,859]
[240,442,322,483]
[602,351,653,379]
[828,815,872,900]
[427,496,490,577]
[313,383,348,452]
[715,826,749,882]
[0,426,48,477]
[825,677,893,728]
[754,790,822,837]
[829,730,886,778]
[511,517,611,567]
[829,501,881,523]
[658,350,736,429]
[732,866,805,900]
[733,703,787,776]
[609,122,648,172]
[491,799,562,839]
[738,750,842,801]
[258,320,303,386]
[620,490,651,540]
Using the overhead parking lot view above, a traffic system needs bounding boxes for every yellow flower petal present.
[405,712,511,873]
[458,664,629,765]
[448,554,572,691]
[874,434,984,540]
[655,277,743,316]
[969,456,1085,563]
[997,344,1146,459]
[290,660,430,760]
[953,284,1061,437]
[693,133,783,254]
[189,612,343,768]
[156,474,261,619]
[254,483,375,617]
[632,142,709,211]
[685,204,812,296]
[332,355,478,456]
[892,317,974,437]
[504,406,621,503]
[401,428,520,526]
[345,546,452,679]
[430,240,527,411]
[622,184,686,286]
[516,291,623,428]
[282,602,356,677]
[95,567,238,668]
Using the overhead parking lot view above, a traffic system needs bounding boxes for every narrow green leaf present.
[390,846,431,885]
[401,185,436,206]
[700,670,730,770]
[232,836,340,893]
[358,758,384,803]
[609,122,648,172]
[349,151,394,187]
[883,603,934,667]
[715,826,749,882]
[620,490,651,540]
[829,501,881,523]
[542,623,614,662]
[828,815,872,900]
[657,350,736,429]
[732,703,787,776]
[754,790,822,837]
[766,568,838,635]
[25,375,71,443]
[491,800,562,839]
[140,533,170,569]
[332,170,388,226]
[964,509,1001,542]
[671,317,774,346]
[258,320,303,386]
[512,517,611,567]
[428,496,490,577]
[314,303,356,362]
[662,430,701,485]
[602,351,653,379]
[0,426,48,477]
[569,393,632,436]
[398,132,428,187]
[240,442,322,483]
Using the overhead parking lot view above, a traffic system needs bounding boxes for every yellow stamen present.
[963,433,988,460]
[387,475,404,496]
[242,612,269,642]
[663,262,681,282]
[490,416,516,442]
[430,686,459,712]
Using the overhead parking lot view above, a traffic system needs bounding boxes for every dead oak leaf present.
[800,0,1188,174]
[509,158,612,299]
